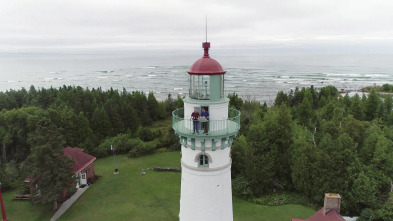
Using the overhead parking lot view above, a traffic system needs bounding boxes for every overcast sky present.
[1,0,393,53]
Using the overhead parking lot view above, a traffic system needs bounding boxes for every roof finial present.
[202,15,210,58]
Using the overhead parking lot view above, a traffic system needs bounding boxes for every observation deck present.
[172,108,240,139]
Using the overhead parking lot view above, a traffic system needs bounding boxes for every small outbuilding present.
[64,147,96,188]
[22,147,96,202]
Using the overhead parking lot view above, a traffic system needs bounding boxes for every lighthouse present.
[172,42,241,221]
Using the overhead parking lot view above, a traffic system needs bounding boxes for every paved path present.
[50,186,89,221]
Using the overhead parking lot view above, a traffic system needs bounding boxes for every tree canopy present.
[26,117,74,210]
[231,85,393,217]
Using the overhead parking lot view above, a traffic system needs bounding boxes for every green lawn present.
[2,190,53,221]
[3,152,315,220]
[233,198,315,221]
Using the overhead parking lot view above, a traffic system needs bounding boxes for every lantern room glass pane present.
[189,75,210,100]
[221,75,224,98]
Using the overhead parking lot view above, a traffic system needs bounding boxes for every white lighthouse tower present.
[172,42,241,221]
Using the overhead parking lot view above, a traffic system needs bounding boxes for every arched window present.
[199,154,209,167]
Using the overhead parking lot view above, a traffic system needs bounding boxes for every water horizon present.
[1,51,392,105]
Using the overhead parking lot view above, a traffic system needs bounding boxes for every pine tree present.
[274,91,288,106]
[147,92,159,121]
[295,92,314,129]
[290,128,317,197]
[246,104,293,194]
[91,107,112,140]
[230,135,249,178]
[120,103,139,133]
[384,95,392,115]
[350,94,364,121]
[342,93,351,112]
[365,90,380,121]
[26,117,74,210]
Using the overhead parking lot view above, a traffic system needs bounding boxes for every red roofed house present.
[64,147,96,188]
[23,147,96,201]
[291,193,345,221]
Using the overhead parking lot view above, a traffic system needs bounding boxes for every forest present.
[0,84,393,220]
[0,86,182,199]
[230,85,393,220]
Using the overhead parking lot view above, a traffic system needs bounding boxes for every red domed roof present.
[188,42,226,75]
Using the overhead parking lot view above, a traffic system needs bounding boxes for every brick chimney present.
[323,193,341,214]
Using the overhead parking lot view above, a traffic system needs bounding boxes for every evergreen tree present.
[371,196,393,221]
[104,99,124,135]
[228,93,243,110]
[91,107,112,140]
[26,117,74,210]
[26,85,38,106]
[352,171,378,209]
[82,88,97,119]
[350,94,364,121]
[230,135,248,178]
[290,87,303,107]
[120,103,139,133]
[365,90,380,121]
[274,91,288,106]
[1,107,47,162]
[246,104,293,194]
[290,127,317,198]
[319,85,338,101]
[309,85,319,109]
[131,91,151,126]
[147,92,159,121]
[174,94,184,110]
[384,95,392,115]
[48,107,92,147]
[342,93,351,112]
[295,92,314,129]
[341,115,368,151]
[313,133,359,209]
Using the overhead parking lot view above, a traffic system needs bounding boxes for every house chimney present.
[323,193,341,214]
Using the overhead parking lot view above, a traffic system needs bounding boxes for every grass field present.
[2,190,53,220]
[3,151,315,220]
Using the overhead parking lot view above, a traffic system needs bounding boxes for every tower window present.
[199,155,209,167]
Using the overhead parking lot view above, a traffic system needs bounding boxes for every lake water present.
[0,51,392,105]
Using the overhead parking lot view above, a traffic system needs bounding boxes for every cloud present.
[0,0,392,52]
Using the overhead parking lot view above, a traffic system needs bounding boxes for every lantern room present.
[187,42,226,101]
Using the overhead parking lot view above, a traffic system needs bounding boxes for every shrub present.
[91,128,163,158]
[129,139,159,158]
[0,161,23,191]
[136,126,161,142]
[158,126,180,150]
[90,144,109,158]
[232,176,253,200]
[93,134,140,157]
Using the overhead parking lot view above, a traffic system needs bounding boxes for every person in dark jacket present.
[191,109,200,134]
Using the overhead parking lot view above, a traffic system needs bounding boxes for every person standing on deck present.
[201,108,209,134]
[191,109,200,134]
